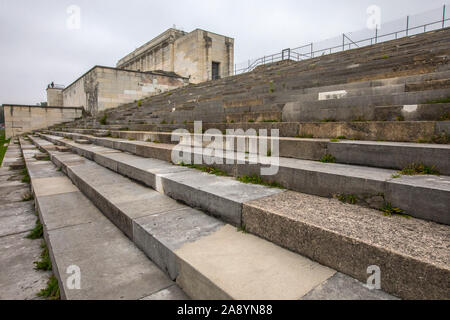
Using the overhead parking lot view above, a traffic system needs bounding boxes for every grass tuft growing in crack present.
[320,154,336,163]
[34,241,52,271]
[381,203,411,218]
[26,218,43,239]
[237,175,285,189]
[179,162,229,177]
[399,163,440,176]
[21,168,30,183]
[337,194,359,205]
[237,225,248,234]
[37,276,60,300]
[22,192,34,202]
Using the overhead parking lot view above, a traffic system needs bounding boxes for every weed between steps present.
[177,162,285,188]
[337,194,359,205]
[37,276,60,300]
[21,168,31,183]
[34,241,52,271]
[320,154,336,163]
[26,218,43,239]
[398,163,440,176]
[179,162,229,177]
[237,225,248,234]
[296,134,314,139]
[237,175,285,189]
[336,194,411,218]
[424,96,450,104]
[381,203,410,218]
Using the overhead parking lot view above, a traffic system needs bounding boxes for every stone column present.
[225,38,234,77]
[169,36,175,72]
[203,31,213,81]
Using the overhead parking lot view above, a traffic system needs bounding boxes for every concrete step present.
[283,88,450,122]
[39,131,450,225]
[63,120,450,143]
[56,129,450,175]
[29,135,449,300]
[18,138,188,300]
[27,135,400,300]
[242,191,450,300]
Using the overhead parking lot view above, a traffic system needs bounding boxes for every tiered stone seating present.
[26,27,450,300]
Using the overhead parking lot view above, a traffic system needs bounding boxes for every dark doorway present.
[212,62,220,80]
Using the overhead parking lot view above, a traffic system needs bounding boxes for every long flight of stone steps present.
[24,134,407,300]
[27,132,449,300]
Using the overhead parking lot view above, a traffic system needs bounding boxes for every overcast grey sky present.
[0,0,447,105]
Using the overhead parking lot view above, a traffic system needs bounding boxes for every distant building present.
[116,28,234,84]
[46,28,234,114]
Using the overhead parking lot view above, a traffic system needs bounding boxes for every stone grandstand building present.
[46,28,234,115]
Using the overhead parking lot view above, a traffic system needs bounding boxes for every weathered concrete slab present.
[0,233,51,300]
[175,225,336,300]
[0,184,30,203]
[134,207,225,281]
[47,217,173,300]
[0,202,36,237]
[242,191,450,300]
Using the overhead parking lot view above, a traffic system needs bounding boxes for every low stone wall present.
[3,104,83,139]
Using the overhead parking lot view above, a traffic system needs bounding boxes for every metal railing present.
[47,83,65,90]
[232,5,449,76]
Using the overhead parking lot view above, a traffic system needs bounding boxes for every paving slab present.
[0,202,36,237]
[0,233,51,300]
[0,184,30,203]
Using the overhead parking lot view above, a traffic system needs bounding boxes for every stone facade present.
[3,105,83,139]
[46,88,64,106]
[117,28,234,84]
[61,66,188,115]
